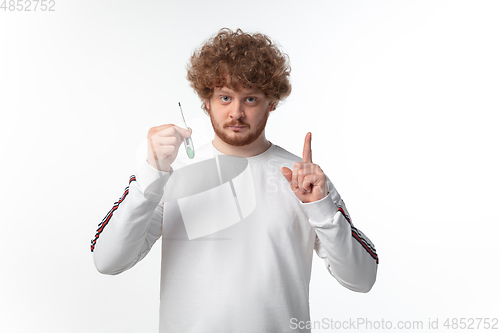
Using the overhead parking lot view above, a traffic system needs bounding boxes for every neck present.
[212,134,271,157]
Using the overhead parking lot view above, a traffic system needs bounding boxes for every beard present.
[209,110,270,147]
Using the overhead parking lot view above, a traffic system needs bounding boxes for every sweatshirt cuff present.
[136,160,173,198]
[300,192,339,228]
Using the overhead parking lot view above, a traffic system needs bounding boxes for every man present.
[91,28,378,333]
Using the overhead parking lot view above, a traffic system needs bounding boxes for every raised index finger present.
[302,132,312,163]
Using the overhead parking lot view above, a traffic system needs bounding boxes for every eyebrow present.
[217,88,233,95]
[217,88,263,96]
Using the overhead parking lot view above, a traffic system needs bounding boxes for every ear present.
[268,101,275,111]
[205,100,211,110]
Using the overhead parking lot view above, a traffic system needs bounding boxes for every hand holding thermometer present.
[178,102,195,159]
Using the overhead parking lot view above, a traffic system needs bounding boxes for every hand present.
[280,132,329,203]
[146,124,192,172]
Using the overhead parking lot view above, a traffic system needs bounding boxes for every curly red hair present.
[186,28,292,114]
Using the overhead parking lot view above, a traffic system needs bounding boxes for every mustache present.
[226,122,247,127]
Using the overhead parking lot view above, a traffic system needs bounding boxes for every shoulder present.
[266,144,302,169]
[272,144,301,161]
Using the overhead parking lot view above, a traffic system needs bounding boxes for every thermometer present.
[178,102,195,159]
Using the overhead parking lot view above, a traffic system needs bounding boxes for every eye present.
[221,96,231,102]
[246,97,257,103]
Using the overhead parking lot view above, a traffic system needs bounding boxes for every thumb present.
[182,127,192,138]
[281,167,292,182]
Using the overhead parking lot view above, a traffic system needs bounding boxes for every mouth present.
[228,126,246,130]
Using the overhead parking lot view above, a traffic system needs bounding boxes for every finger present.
[302,132,312,163]
[153,136,177,147]
[292,162,300,190]
[302,174,316,193]
[182,127,193,138]
[151,129,181,150]
[149,124,175,137]
[157,125,191,138]
[176,125,192,138]
[280,167,292,182]
[302,176,311,194]
[298,168,306,193]
[297,164,310,193]
[304,163,316,192]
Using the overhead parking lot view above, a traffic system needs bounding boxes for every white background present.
[1,0,499,332]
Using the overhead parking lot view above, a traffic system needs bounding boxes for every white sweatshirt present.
[91,141,378,333]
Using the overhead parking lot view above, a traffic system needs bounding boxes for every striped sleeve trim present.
[338,207,379,264]
[90,175,137,252]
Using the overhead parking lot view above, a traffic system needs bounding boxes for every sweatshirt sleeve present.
[299,175,378,292]
[90,160,173,275]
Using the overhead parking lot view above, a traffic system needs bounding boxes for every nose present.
[229,100,245,120]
